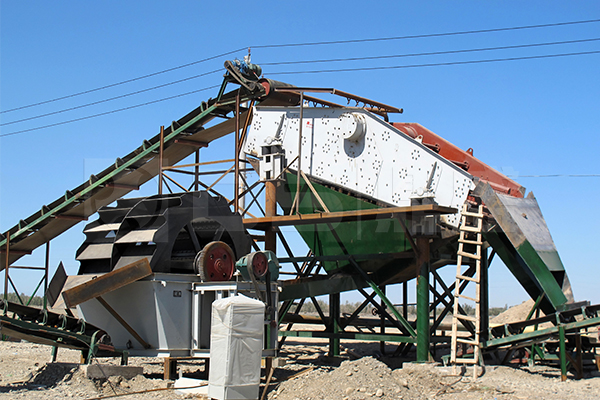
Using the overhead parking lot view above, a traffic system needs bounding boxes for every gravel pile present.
[268,356,600,400]
[491,299,542,325]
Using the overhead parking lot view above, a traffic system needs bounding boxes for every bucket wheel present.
[194,241,235,281]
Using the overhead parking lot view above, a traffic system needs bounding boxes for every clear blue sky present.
[1,1,599,307]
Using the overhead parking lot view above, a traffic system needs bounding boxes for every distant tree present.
[3,292,44,307]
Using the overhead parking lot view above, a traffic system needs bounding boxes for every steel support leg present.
[559,325,567,381]
[480,246,489,343]
[380,286,386,355]
[403,281,408,319]
[329,292,340,357]
[265,181,277,252]
[51,346,58,363]
[416,237,430,363]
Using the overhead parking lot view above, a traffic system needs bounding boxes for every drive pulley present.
[246,251,268,278]
[194,241,235,282]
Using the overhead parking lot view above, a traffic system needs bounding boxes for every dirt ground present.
[0,335,599,400]
[0,300,598,399]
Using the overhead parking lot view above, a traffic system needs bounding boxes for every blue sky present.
[1,1,599,307]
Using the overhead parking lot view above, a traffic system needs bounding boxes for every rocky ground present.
[0,300,599,399]
[0,335,599,400]
[267,338,600,400]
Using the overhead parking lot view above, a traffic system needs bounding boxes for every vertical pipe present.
[194,150,200,191]
[4,233,9,300]
[44,241,50,310]
[234,91,240,213]
[416,237,430,363]
[158,126,164,195]
[329,292,340,357]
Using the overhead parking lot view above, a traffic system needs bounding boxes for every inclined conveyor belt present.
[0,80,261,269]
[484,303,600,351]
[0,299,123,361]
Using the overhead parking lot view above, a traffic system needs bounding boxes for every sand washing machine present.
[53,191,280,358]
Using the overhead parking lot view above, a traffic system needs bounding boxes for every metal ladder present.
[450,203,484,377]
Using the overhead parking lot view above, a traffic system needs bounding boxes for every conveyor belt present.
[0,299,123,361]
[0,75,262,269]
[484,303,600,350]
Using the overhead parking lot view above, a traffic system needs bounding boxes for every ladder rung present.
[458,238,483,245]
[461,210,484,218]
[457,293,478,302]
[460,225,482,233]
[454,358,479,364]
[457,250,481,260]
[457,274,478,283]
[455,314,477,322]
[456,338,479,346]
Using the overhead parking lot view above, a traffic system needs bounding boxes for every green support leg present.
[480,247,490,343]
[380,286,386,355]
[416,261,430,362]
[416,237,431,363]
[559,325,567,381]
[329,293,340,357]
[121,350,129,366]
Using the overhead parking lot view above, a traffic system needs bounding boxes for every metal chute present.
[477,182,574,314]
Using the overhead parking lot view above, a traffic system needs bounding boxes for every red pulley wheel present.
[194,241,235,282]
[248,251,268,278]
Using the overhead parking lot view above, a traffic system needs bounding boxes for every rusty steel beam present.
[173,138,208,147]
[273,87,402,114]
[243,204,456,231]
[62,258,152,308]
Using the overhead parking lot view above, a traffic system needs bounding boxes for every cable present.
[0,85,219,137]
[508,174,600,178]
[3,49,598,138]
[0,48,244,114]
[0,69,221,127]
[253,18,600,48]
[4,18,599,115]
[261,37,600,66]
[268,50,600,75]
[5,38,598,128]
